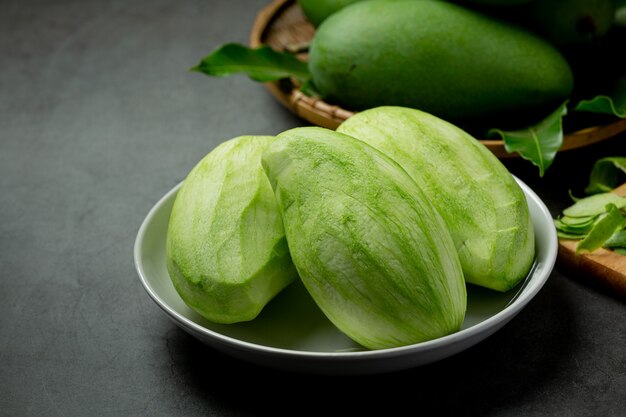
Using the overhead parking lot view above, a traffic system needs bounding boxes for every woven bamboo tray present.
[249,0,626,159]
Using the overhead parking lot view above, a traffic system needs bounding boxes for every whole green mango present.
[166,135,298,324]
[454,0,534,5]
[308,0,574,123]
[338,106,535,292]
[505,0,618,47]
[261,126,467,350]
[298,0,364,26]
[298,0,441,26]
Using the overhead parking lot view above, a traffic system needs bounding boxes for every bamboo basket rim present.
[249,0,626,159]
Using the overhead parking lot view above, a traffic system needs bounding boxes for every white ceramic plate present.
[134,177,557,375]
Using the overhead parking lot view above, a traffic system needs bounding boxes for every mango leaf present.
[584,156,626,195]
[299,79,322,98]
[488,101,568,177]
[573,78,626,118]
[576,204,626,254]
[191,43,311,84]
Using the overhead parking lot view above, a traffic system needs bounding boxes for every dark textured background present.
[1,0,625,415]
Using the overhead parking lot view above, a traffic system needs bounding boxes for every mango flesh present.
[308,0,574,124]
[166,135,298,324]
[338,106,536,292]
[262,126,467,350]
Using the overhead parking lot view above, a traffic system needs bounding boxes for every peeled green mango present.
[308,0,574,123]
[166,135,298,324]
[261,126,467,350]
[338,106,535,292]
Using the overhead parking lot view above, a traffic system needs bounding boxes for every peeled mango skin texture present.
[338,106,536,292]
[166,135,298,324]
[308,0,574,122]
[261,126,467,350]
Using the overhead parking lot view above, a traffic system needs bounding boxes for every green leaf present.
[584,157,626,195]
[576,204,626,254]
[488,101,568,177]
[573,78,626,118]
[299,79,322,98]
[191,43,311,84]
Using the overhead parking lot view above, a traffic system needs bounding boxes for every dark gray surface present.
[1,0,625,416]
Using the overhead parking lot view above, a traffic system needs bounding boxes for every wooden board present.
[557,183,626,299]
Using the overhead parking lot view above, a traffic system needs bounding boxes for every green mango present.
[298,0,442,26]
[507,0,618,47]
[453,0,534,5]
[262,126,467,350]
[297,0,364,26]
[486,0,620,99]
[308,0,574,124]
[338,106,536,292]
[166,135,298,324]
